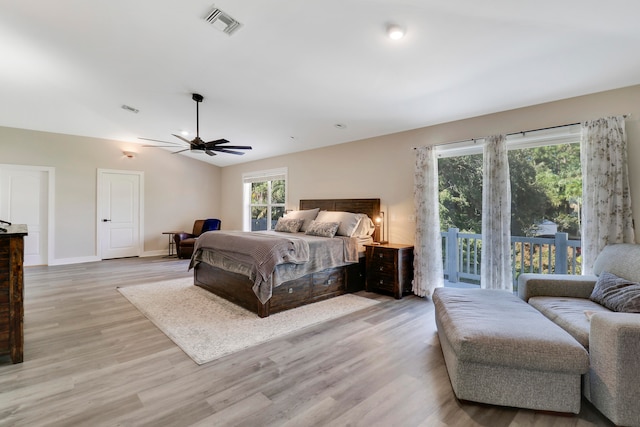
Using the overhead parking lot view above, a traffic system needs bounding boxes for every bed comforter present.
[189,230,358,303]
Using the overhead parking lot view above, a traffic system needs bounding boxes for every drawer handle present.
[378,253,383,258]
[379,279,384,285]
[379,266,384,271]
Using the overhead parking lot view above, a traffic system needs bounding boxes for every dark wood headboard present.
[299,198,381,241]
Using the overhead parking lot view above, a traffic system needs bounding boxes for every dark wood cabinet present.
[0,224,27,364]
[365,243,414,299]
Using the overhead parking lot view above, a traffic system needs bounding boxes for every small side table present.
[365,243,414,299]
[162,231,181,257]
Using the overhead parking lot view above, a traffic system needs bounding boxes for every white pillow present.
[284,208,319,232]
[315,211,362,237]
[352,214,375,237]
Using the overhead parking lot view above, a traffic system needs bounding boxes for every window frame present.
[242,167,288,231]
[435,124,582,159]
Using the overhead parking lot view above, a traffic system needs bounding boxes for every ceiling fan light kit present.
[139,93,252,156]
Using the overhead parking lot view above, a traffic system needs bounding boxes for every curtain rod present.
[413,113,631,150]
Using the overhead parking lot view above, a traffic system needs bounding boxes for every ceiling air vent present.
[204,7,242,36]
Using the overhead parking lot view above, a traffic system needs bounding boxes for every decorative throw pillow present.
[315,211,362,237]
[274,218,304,233]
[305,221,340,238]
[284,208,319,232]
[590,271,640,313]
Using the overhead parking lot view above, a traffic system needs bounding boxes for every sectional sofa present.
[434,244,640,427]
[519,243,640,426]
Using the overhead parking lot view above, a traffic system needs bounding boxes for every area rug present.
[117,277,380,364]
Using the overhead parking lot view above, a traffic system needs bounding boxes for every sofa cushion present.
[528,296,612,349]
[433,288,589,374]
[593,243,640,283]
[590,271,640,313]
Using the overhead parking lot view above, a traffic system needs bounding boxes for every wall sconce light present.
[375,212,387,244]
[123,151,136,159]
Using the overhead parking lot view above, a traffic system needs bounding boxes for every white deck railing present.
[441,228,582,289]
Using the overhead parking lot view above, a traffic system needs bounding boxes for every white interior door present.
[0,165,50,266]
[98,170,143,259]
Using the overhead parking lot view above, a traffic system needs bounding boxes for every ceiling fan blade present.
[210,145,252,150]
[138,137,183,146]
[140,94,247,157]
[171,134,196,146]
[212,148,246,155]
[206,138,229,145]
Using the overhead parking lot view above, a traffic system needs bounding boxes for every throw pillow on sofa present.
[590,271,640,313]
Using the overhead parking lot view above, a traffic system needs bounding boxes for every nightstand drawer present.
[368,261,395,275]
[372,277,396,292]
[371,249,396,263]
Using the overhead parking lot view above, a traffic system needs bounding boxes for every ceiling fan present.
[139,93,252,156]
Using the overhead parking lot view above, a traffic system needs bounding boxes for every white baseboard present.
[48,256,101,266]
[141,250,169,257]
[41,251,173,266]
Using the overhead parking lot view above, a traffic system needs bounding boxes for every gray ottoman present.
[433,288,589,414]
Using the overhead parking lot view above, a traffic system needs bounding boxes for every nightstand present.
[365,243,414,299]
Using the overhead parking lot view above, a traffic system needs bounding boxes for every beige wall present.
[1,127,222,263]
[2,84,638,265]
[221,84,640,245]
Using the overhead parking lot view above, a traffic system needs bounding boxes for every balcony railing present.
[441,228,582,289]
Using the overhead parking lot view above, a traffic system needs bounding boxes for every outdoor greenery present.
[438,143,583,284]
[250,179,286,230]
[438,143,582,237]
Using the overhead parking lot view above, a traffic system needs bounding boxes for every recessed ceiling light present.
[387,24,405,40]
[334,123,347,130]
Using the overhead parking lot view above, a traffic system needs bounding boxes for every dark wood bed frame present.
[194,198,380,317]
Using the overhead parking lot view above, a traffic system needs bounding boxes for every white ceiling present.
[1,1,640,167]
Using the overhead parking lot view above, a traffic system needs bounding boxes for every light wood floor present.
[0,257,613,426]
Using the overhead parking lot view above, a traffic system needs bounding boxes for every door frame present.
[0,163,55,265]
[96,169,144,260]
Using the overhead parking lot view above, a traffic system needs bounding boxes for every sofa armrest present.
[174,232,195,246]
[587,312,640,426]
[517,273,598,301]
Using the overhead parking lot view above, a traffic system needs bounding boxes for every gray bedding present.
[190,230,358,303]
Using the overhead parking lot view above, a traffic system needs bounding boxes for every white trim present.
[435,124,582,158]
[242,167,288,183]
[48,255,100,266]
[141,249,167,257]
[242,167,288,232]
[96,169,144,259]
[0,163,55,265]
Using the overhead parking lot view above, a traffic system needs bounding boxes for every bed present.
[190,198,380,317]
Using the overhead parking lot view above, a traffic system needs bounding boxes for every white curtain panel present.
[481,135,513,291]
[413,146,444,297]
[581,116,634,274]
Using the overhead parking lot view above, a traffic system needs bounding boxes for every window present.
[437,124,582,237]
[437,125,583,285]
[242,168,287,231]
